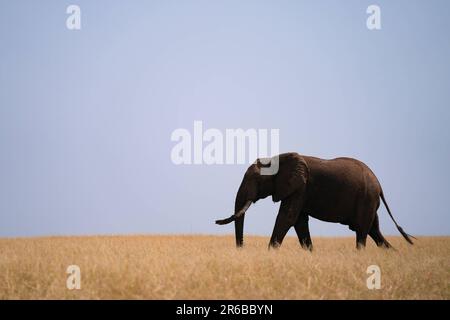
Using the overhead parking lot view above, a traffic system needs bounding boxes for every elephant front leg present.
[269,191,304,248]
[294,214,313,251]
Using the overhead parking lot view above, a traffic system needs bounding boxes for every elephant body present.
[216,152,414,250]
[302,156,380,226]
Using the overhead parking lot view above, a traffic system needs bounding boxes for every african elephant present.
[215,152,414,250]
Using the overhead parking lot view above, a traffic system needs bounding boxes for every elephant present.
[215,152,414,250]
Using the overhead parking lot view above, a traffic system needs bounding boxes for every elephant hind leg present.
[354,215,370,250]
[356,231,368,250]
[369,215,392,248]
[354,196,378,250]
[294,214,313,251]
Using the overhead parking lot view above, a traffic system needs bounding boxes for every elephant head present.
[215,152,309,247]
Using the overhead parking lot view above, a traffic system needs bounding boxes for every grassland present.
[0,235,448,299]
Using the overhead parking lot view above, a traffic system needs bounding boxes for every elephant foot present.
[268,241,282,250]
[300,241,313,251]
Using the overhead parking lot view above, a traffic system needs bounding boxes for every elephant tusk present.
[235,200,252,218]
[215,201,252,225]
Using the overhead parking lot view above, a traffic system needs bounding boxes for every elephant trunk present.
[234,214,245,247]
[234,189,249,247]
[215,186,252,247]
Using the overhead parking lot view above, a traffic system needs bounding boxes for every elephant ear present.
[272,153,309,202]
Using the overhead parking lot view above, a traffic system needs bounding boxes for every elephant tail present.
[380,191,416,245]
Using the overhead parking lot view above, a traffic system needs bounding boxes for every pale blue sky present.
[1,1,449,237]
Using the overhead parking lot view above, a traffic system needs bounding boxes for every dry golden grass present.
[0,235,448,299]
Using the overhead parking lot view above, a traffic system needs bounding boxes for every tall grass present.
[0,235,448,299]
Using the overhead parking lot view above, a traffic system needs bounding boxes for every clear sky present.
[1,1,449,238]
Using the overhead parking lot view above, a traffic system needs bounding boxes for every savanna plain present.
[0,235,448,299]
